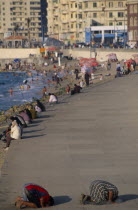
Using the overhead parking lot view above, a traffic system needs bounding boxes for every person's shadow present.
[53,195,72,205]
[118,194,138,203]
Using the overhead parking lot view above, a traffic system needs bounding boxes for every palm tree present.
[26,17,31,47]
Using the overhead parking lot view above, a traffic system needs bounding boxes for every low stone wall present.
[63,48,138,61]
[0,48,40,59]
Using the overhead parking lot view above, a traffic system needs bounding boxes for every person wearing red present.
[15,183,54,208]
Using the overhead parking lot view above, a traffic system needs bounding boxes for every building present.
[0,0,47,42]
[127,0,138,45]
[47,0,128,44]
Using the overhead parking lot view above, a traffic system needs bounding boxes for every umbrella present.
[124,59,134,64]
[13,58,21,62]
[91,61,99,66]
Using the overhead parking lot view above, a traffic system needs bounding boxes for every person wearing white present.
[5,120,21,150]
[11,121,21,140]
[49,93,57,103]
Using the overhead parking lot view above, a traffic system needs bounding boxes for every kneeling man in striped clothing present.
[80,180,119,205]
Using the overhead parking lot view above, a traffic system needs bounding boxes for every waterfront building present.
[0,0,47,42]
[47,0,128,44]
[127,0,138,45]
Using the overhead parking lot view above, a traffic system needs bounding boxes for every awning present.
[95,33,124,38]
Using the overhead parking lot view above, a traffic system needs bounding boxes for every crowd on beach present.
[0,53,137,208]
[1,56,137,151]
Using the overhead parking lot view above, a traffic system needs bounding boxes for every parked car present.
[76,42,87,47]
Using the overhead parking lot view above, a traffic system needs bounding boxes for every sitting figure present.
[80,180,119,205]
[36,100,45,112]
[15,183,54,208]
[71,84,82,95]
[66,84,71,94]
[4,118,21,151]
[48,93,58,104]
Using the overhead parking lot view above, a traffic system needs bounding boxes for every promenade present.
[0,73,138,209]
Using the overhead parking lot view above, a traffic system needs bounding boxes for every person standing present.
[85,72,90,86]
[74,69,79,80]
[42,86,47,98]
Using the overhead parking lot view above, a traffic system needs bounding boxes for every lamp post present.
[114,18,117,43]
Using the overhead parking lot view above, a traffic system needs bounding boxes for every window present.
[109,22,113,26]
[118,2,123,7]
[118,12,124,17]
[109,2,113,8]
[93,2,97,7]
[109,12,113,18]
[93,13,97,18]
[75,3,77,8]
[78,14,82,19]
[79,4,82,9]
[118,22,122,25]
[84,2,88,8]
[71,14,73,18]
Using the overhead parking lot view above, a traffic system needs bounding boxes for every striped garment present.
[89,180,118,205]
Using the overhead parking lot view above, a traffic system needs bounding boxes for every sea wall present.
[62,48,138,61]
[0,48,40,59]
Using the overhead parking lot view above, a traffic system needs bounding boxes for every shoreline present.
[0,59,117,170]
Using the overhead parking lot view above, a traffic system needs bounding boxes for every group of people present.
[14,180,121,208]
[116,59,136,77]
[0,100,45,151]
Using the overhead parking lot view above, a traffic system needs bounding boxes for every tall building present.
[127,0,138,45]
[0,0,47,41]
[47,0,128,44]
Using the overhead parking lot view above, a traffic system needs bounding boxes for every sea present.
[0,70,55,112]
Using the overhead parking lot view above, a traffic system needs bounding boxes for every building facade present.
[47,0,128,44]
[0,0,47,41]
[127,0,138,44]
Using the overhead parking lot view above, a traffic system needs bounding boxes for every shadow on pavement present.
[23,134,45,139]
[119,194,138,202]
[53,195,72,205]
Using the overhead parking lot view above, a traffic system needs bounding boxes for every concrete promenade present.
[0,73,138,209]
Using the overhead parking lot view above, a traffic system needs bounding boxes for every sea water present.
[0,70,54,111]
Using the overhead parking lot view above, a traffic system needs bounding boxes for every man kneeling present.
[80,180,119,205]
[15,183,54,208]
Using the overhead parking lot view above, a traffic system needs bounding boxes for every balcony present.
[61,0,68,5]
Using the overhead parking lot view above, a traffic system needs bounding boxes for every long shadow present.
[23,134,45,139]
[33,120,43,124]
[118,194,138,203]
[53,195,72,206]
[39,115,53,119]
[27,124,38,128]
[24,130,43,134]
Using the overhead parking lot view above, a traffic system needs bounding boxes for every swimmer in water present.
[9,88,13,96]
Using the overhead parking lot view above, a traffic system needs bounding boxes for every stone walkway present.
[0,73,138,210]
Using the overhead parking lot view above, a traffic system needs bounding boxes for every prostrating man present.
[15,183,54,208]
[80,180,119,205]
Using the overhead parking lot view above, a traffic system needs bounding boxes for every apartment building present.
[127,0,138,44]
[47,0,128,44]
[0,0,47,41]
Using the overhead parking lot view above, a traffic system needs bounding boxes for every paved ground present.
[0,73,138,210]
